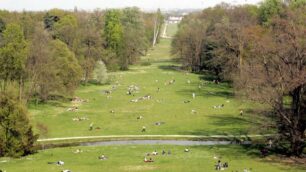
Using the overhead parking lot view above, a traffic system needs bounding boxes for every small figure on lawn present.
[89,122,94,131]
[240,110,244,116]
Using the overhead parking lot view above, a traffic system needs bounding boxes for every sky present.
[0,0,263,11]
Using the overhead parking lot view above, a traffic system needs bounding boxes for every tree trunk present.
[289,85,306,156]
[19,77,23,101]
[290,129,304,156]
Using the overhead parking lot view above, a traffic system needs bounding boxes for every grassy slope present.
[1,145,305,172]
[29,38,269,138]
[2,27,303,172]
[166,23,178,37]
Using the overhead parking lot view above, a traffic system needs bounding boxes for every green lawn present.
[166,23,178,37]
[1,145,304,172]
[29,38,269,138]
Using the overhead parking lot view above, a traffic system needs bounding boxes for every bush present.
[92,60,108,84]
[0,89,38,157]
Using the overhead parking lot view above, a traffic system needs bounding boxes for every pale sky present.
[0,0,263,11]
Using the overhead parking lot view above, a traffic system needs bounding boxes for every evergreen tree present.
[0,88,38,157]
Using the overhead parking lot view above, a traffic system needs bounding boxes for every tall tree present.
[239,7,306,156]
[27,23,56,102]
[121,7,148,70]
[104,10,123,54]
[152,9,163,47]
[76,13,103,84]
[0,24,28,100]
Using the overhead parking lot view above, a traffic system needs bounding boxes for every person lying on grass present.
[144,157,154,163]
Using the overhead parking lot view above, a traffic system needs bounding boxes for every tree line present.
[0,7,163,157]
[172,0,306,156]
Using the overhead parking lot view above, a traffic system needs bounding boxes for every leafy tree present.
[239,8,306,156]
[75,13,103,84]
[104,10,123,55]
[28,25,82,102]
[27,23,57,102]
[259,0,283,24]
[43,12,60,30]
[0,88,38,157]
[53,14,78,48]
[121,7,147,70]
[0,24,28,95]
[49,39,82,97]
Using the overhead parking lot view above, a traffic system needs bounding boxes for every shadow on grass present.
[176,87,234,99]
[158,64,182,72]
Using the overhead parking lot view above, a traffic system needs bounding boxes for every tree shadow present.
[158,64,182,72]
[176,87,234,99]
[179,114,261,136]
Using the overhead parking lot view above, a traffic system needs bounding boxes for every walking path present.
[38,134,273,142]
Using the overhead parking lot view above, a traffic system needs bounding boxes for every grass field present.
[2,31,303,172]
[166,23,178,37]
[28,38,269,138]
[1,145,305,172]
[28,38,269,139]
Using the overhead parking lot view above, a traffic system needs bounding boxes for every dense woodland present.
[172,0,306,156]
[0,7,163,157]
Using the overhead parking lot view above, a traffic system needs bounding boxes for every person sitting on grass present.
[142,126,146,132]
[152,150,158,155]
[98,154,108,160]
[74,149,82,154]
[215,160,221,170]
[162,150,166,155]
[240,110,244,116]
[223,162,228,168]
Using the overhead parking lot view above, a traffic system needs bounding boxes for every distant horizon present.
[0,0,263,12]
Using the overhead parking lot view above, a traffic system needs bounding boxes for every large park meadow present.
[0,1,306,172]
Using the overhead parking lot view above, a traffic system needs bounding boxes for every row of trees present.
[172,0,306,156]
[0,8,163,157]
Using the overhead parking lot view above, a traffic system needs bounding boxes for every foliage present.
[259,0,284,24]
[0,88,38,157]
[49,39,83,96]
[0,24,28,88]
[0,18,5,33]
[120,7,148,70]
[92,60,108,84]
[53,14,78,47]
[172,2,306,156]
[104,10,123,54]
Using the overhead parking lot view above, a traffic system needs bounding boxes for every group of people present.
[215,160,228,170]
[213,104,224,109]
[144,149,172,163]
[72,116,89,122]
